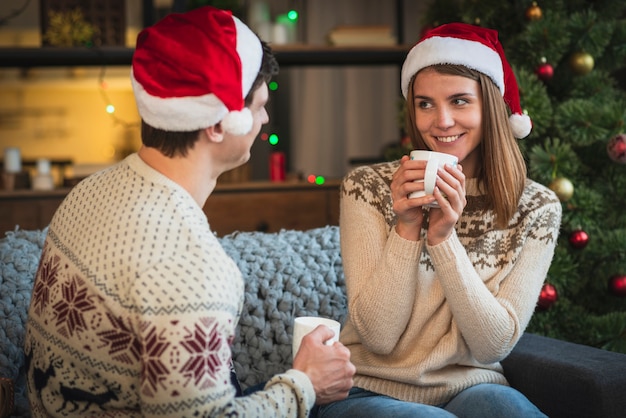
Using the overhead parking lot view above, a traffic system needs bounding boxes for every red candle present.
[270,151,286,182]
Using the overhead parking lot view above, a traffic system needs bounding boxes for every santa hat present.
[401,23,532,139]
[131,6,263,135]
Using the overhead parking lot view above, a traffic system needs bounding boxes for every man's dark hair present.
[141,40,279,157]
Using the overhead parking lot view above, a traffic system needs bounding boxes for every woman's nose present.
[435,107,454,128]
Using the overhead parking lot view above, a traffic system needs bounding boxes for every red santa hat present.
[401,22,532,139]
[131,6,263,135]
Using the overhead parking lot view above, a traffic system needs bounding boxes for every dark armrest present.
[0,378,14,418]
[502,333,626,418]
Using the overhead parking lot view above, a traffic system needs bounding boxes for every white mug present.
[292,316,340,360]
[408,150,458,207]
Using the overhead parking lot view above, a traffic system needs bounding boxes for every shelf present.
[0,46,133,67]
[214,178,342,192]
[272,45,409,66]
[0,45,410,68]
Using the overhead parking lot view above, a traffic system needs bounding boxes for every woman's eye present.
[417,101,432,109]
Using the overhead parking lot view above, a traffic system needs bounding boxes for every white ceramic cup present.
[408,150,458,207]
[292,316,341,359]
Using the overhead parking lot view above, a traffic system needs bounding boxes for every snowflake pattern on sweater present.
[24,153,314,417]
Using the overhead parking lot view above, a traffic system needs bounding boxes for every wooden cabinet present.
[204,180,340,236]
[0,180,340,236]
[0,189,68,233]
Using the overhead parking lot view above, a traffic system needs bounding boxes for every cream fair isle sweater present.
[338,161,562,406]
[24,153,315,417]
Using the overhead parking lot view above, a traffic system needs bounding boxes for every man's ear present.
[205,123,225,143]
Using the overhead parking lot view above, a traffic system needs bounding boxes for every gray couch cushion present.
[0,228,47,417]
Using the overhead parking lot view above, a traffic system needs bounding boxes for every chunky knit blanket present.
[0,228,45,417]
[222,226,347,388]
[0,226,347,417]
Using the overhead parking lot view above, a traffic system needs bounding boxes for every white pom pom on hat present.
[509,113,532,139]
[222,108,254,136]
[131,6,263,135]
[401,22,532,139]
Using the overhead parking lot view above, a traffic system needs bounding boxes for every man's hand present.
[292,325,355,405]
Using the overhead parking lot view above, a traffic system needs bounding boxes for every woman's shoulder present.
[519,178,563,219]
[342,160,399,188]
[340,160,399,208]
[522,179,561,204]
[340,161,398,224]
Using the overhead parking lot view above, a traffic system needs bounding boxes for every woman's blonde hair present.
[404,64,527,228]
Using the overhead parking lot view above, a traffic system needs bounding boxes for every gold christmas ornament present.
[569,51,594,75]
[525,2,543,21]
[549,177,574,202]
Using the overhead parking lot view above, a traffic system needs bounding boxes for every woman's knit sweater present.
[338,161,562,405]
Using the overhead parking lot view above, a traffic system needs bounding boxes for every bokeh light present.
[307,174,325,185]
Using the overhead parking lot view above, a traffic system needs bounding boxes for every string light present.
[307,174,325,185]
[268,133,279,145]
[269,81,278,91]
[287,10,298,21]
[98,63,139,129]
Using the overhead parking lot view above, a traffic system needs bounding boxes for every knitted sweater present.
[338,161,562,406]
[24,153,315,417]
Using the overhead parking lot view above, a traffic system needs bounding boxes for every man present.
[24,6,354,417]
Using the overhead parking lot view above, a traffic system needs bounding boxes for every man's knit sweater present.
[24,153,314,417]
[338,161,562,406]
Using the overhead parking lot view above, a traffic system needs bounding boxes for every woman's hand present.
[391,156,437,241]
[427,163,466,245]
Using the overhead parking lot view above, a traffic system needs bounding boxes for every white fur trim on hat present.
[401,36,504,99]
[131,71,229,132]
[234,17,263,102]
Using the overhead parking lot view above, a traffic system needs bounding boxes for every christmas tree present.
[421,0,626,353]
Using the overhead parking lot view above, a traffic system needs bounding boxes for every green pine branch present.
[425,0,626,353]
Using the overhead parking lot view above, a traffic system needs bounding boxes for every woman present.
[317,23,561,418]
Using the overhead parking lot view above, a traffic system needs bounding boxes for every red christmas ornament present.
[569,229,589,249]
[537,283,558,310]
[608,275,626,297]
[535,60,553,82]
[607,133,626,164]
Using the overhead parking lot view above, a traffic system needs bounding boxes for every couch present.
[1,226,626,418]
